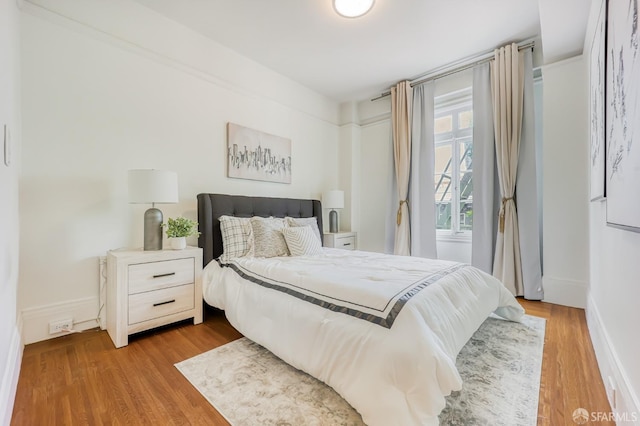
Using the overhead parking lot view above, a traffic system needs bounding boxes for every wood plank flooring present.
[519,300,614,425]
[12,301,613,425]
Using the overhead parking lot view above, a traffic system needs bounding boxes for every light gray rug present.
[439,314,545,425]
[175,314,545,426]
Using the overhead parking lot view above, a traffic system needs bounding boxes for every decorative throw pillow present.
[250,217,290,258]
[219,215,253,262]
[283,226,323,256]
[284,216,322,243]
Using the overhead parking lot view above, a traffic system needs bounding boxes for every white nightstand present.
[106,247,203,348]
[323,232,357,250]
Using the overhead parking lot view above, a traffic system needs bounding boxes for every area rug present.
[175,314,545,425]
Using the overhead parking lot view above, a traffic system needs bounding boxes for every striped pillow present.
[283,226,323,256]
[284,216,322,243]
[219,215,254,262]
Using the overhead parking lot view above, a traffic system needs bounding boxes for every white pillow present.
[250,217,290,258]
[284,216,322,243]
[219,215,254,262]
[283,226,323,256]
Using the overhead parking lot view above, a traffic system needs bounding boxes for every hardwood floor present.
[12,301,613,425]
[519,300,614,426]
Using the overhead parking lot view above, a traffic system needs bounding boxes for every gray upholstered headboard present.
[197,193,323,267]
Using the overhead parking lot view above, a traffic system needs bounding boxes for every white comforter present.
[203,248,524,425]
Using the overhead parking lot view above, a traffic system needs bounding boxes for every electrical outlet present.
[49,318,73,334]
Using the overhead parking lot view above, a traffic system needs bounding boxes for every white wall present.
[337,102,361,234]
[0,0,22,422]
[358,115,392,252]
[19,0,340,344]
[584,0,640,418]
[540,56,590,308]
[588,209,640,419]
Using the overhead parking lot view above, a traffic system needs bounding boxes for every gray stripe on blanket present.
[221,261,468,328]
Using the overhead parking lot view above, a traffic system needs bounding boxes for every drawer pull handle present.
[153,272,176,279]
[343,243,351,246]
[153,299,176,307]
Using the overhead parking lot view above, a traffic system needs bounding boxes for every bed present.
[197,193,524,425]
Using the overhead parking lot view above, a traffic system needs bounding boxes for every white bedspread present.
[203,248,524,425]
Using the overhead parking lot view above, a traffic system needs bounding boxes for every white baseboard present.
[541,276,587,308]
[586,295,640,424]
[1,315,23,426]
[22,296,100,345]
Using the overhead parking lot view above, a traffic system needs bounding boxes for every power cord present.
[56,256,107,335]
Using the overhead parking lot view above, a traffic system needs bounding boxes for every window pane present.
[435,115,452,134]
[434,144,452,230]
[436,201,452,230]
[459,171,473,231]
[460,200,473,231]
[458,110,473,129]
[432,88,473,235]
[459,140,472,173]
[459,140,473,231]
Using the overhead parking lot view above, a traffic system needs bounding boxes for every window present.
[434,88,473,238]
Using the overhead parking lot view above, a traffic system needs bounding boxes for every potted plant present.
[163,217,200,250]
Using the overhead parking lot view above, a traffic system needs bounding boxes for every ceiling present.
[132,0,591,103]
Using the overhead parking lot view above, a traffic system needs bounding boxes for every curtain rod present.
[370,40,535,102]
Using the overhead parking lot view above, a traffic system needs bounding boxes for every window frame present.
[434,88,473,241]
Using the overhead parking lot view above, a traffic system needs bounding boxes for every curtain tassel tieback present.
[499,196,514,233]
[397,200,409,225]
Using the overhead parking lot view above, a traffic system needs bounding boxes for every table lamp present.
[323,190,344,233]
[128,169,178,250]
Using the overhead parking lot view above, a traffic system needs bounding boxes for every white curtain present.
[471,63,498,274]
[516,50,544,300]
[409,82,438,258]
[391,81,413,256]
[490,43,524,296]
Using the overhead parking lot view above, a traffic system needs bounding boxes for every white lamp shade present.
[128,169,178,204]
[323,190,344,209]
[333,0,375,18]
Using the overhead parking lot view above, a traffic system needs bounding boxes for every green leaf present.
[162,217,200,238]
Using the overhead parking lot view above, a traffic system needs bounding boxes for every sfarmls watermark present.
[572,408,638,424]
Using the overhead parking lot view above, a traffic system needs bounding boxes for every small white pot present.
[170,237,187,250]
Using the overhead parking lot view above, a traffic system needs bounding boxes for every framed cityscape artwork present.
[227,123,292,184]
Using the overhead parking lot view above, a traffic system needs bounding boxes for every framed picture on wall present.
[226,123,292,184]
[589,0,606,201]
[606,0,640,231]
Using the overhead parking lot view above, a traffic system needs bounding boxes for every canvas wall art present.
[590,0,606,201]
[227,123,292,184]
[606,0,640,231]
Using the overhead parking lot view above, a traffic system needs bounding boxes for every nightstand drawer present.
[128,258,194,295]
[323,232,357,250]
[335,236,356,250]
[128,284,195,325]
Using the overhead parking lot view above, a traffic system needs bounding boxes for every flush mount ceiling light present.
[333,0,375,18]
